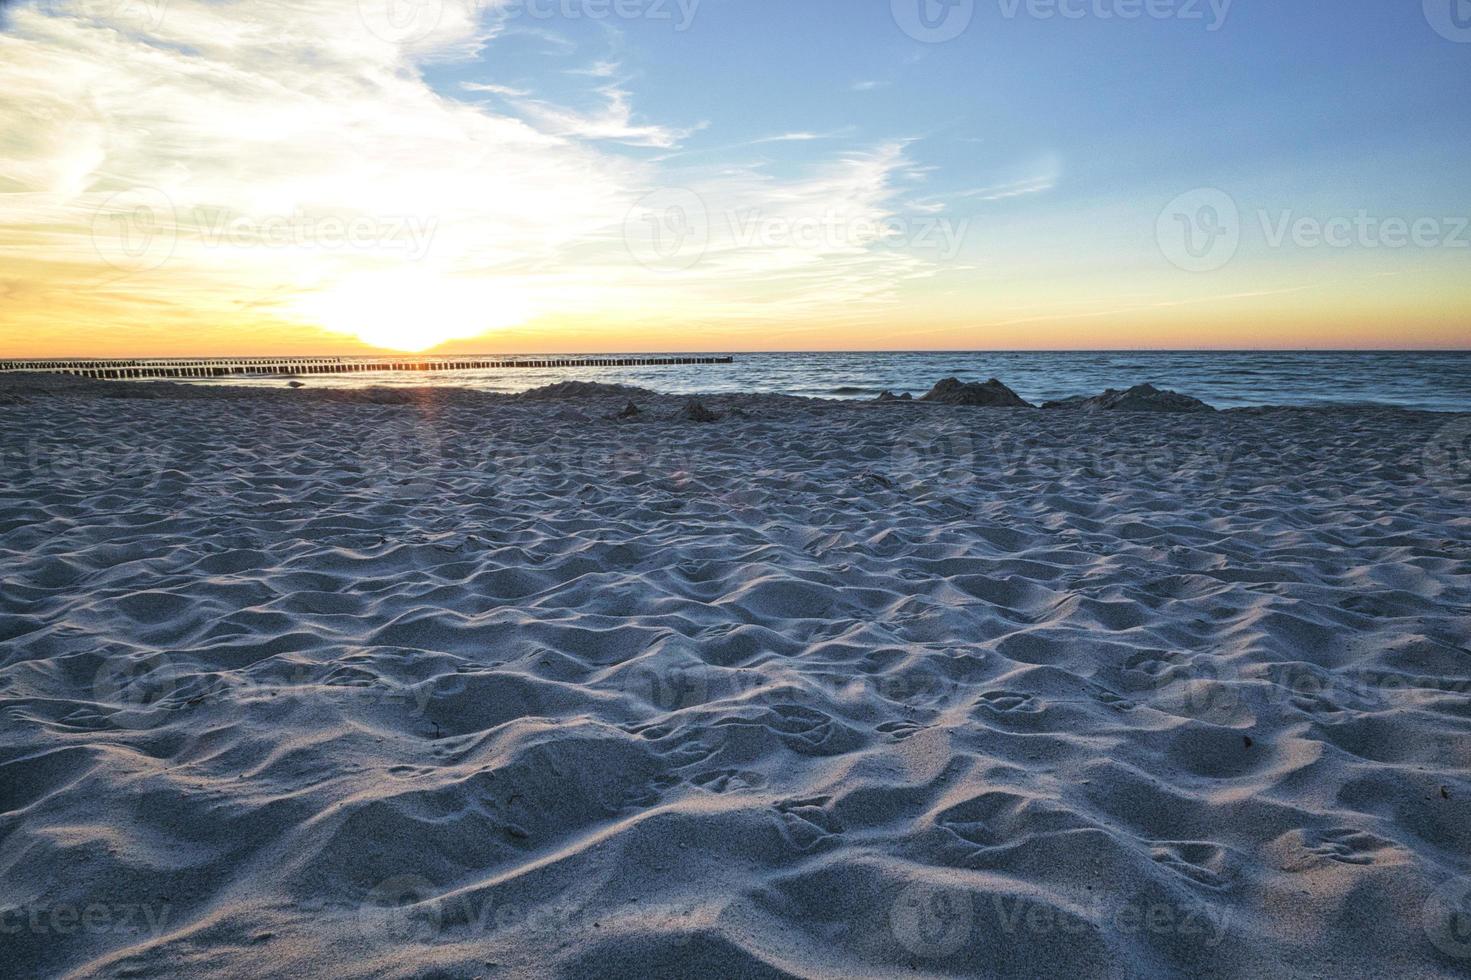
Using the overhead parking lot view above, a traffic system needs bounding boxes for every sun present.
[291,273,535,352]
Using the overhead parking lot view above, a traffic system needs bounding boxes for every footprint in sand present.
[1301,828,1401,866]
[973,690,1042,714]
[876,719,929,741]
[1150,841,1233,890]
[690,769,767,793]
[774,796,843,851]
[1279,827,1404,870]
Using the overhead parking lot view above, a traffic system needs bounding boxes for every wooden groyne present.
[0,355,734,381]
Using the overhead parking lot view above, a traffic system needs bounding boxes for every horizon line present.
[5,347,1471,361]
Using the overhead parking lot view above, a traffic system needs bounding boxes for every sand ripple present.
[1,385,1469,977]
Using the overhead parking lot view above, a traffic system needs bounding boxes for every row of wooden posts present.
[0,356,735,381]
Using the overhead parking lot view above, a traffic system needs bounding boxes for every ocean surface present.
[187,351,1471,412]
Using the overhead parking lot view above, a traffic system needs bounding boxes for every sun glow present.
[290,274,536,352]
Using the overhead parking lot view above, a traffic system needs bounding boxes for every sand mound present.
[920,377,1033,408]
[1043,384,1215,413]
[519,381,656,400]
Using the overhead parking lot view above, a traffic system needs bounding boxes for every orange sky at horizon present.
[3,261,1467,358]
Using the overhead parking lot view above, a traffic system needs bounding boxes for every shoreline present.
[3,371,1467,416]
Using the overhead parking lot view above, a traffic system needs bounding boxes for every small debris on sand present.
[680,399,720,422]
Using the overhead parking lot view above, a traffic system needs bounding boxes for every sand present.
[1,374,1469,978]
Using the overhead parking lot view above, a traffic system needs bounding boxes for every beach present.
[1,373,1469,978]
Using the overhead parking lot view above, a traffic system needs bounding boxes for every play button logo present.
[1425,0,1471,40]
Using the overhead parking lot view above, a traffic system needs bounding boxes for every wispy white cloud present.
[0,0,948,350]
[750,128,854,145]
[513,83,703,148]
[461,81,530,97]
[568,59,620,78]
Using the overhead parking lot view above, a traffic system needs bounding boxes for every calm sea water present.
[193,351,1471,413]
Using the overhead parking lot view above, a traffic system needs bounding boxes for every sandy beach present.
[1,374,1469,978]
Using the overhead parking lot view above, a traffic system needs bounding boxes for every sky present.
[0,0,1467,356]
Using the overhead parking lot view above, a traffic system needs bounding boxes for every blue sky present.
[2,0,1468,352]
[436,0,1470,207]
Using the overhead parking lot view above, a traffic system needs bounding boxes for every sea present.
[186,351,1470,413]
